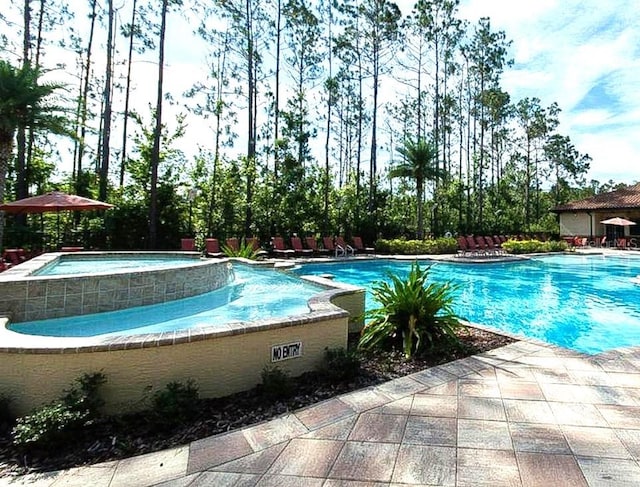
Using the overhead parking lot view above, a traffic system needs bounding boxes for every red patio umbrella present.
[0,191,114,248]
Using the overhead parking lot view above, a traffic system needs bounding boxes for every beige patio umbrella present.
[600,217,636,226]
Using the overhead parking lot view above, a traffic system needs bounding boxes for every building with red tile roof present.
[551,183,640,243]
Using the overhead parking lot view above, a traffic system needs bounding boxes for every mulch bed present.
[0,326,514,477]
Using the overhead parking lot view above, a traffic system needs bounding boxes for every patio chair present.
[271,236,295,258]
[474,235,491,256]
[352,236,374,254]
[465,236,480,256]
[456,237,470,257]
[305,236,330,256]
[484,236,503,255]
[205,238,223,258]
[323,236,345,257]
[290,236,313,256]
[3,249,27,266]
[336,236,355,256]
[180,238,196,251]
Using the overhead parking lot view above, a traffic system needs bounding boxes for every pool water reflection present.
[295,255,640,354]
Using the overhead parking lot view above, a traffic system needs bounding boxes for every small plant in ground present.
[320,347,361,382]
[375,237,457,255]
[151,379,200,425]
[259,366,293,400]
[222,239,262,259]
[359,262,462,358]
[12,372,106,448]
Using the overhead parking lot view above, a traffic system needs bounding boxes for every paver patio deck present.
[7,339,640,487]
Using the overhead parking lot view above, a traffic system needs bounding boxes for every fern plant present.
[358,262,462,358]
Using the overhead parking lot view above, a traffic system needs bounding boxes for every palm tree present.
[390,137,440,239]
[0,60,68,249]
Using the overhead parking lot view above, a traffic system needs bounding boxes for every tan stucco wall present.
[0,316,347,416]
[331,291,365,333]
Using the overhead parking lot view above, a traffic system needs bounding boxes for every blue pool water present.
[34,255,199,276]
[10,265,324,337]
[294,255,640,354]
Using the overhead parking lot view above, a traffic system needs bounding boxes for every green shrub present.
[12,372,106,448]
[375,237,457,255]
[259,366,293,400]
[152,379,200,425]
[359,262,462,358]
[502,239,568,254]
[222,238,262,259]
[320,347,361,382]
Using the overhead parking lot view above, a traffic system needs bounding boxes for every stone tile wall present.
[0,258,231,322]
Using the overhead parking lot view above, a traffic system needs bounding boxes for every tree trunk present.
[76,0,97,194]
[120,0,138,187]
[150,0,168,249]
[99,0,115,202]
[0,134,15,250]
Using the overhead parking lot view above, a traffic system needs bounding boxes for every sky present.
[449,0,640,184]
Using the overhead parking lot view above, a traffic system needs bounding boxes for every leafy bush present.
[221,238,262,259]
[375,237,457,255]
[259,366,293,400]
[502,239,568,254]
[320,347,361,382]
[12,372,106,448]
[359,262,462,358]
[152,379,200,425]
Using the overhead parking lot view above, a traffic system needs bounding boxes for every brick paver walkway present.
[8,340,640,486]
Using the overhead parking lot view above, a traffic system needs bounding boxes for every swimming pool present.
[295,254,640,354]
[9,264,325,337]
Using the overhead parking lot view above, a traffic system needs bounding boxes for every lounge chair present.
[484,236,503,255]
[323,236,345,257]
[456,237,470,257]
[352,236,374,253]
[205,238,223,258]
[336,236,355,256]
[271,236,295,258]
[465,236,480,256]
[181,238,196,251]
[305,237,330,256]
[291,236,313,256]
